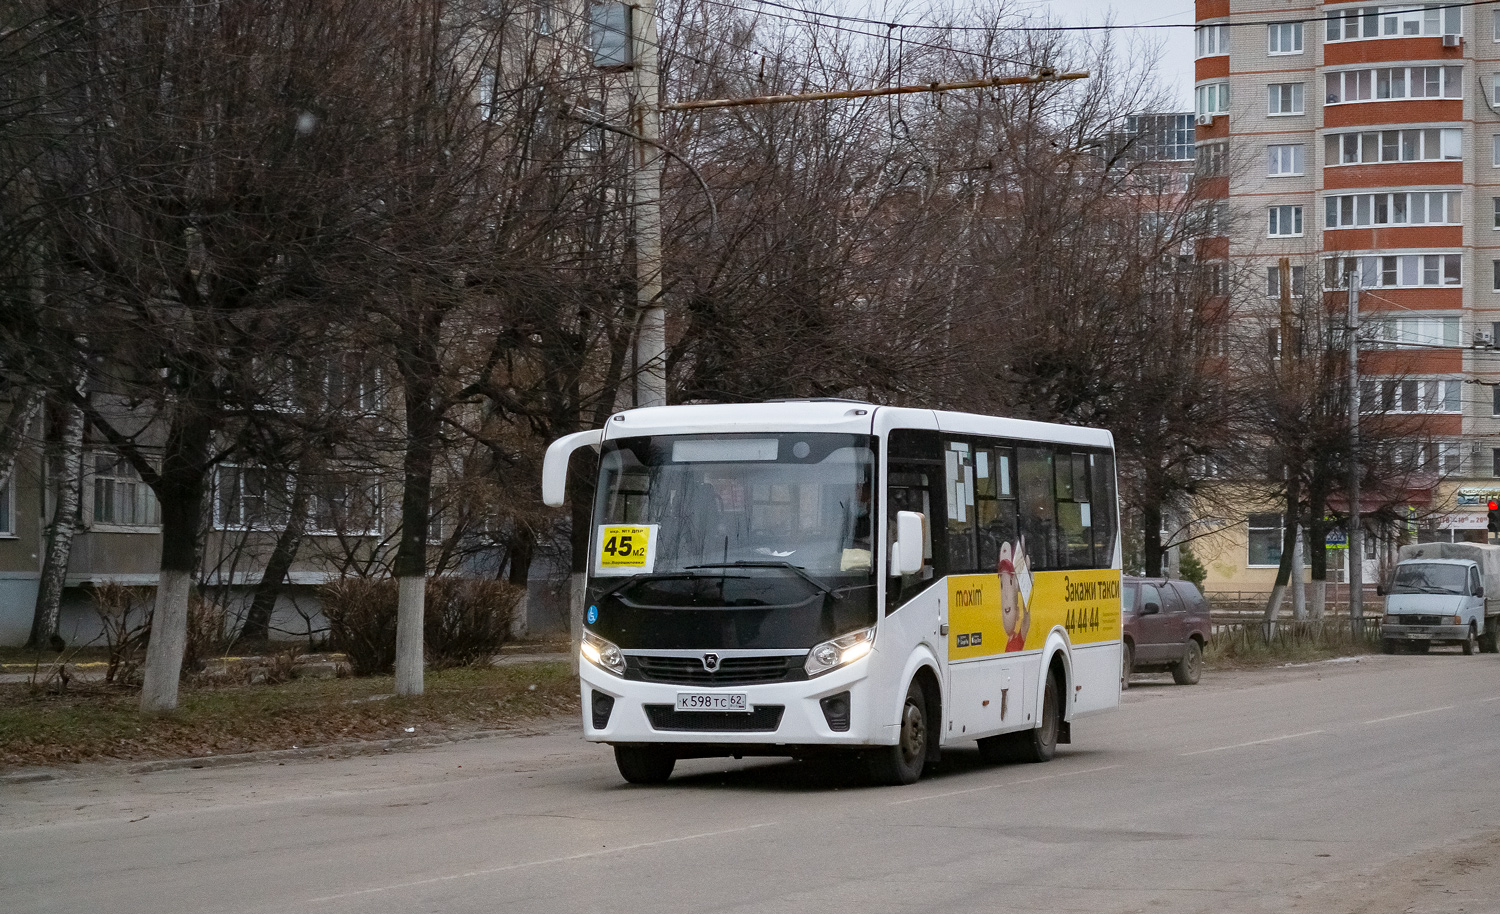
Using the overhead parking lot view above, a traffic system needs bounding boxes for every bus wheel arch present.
[869,667,940,784]
[910,664,942,766]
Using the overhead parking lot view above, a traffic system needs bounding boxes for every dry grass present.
[0,662,578,771]
[1206,618,1382,669]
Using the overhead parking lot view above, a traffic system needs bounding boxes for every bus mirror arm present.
[542,429,604,507]
[892,511,926,577]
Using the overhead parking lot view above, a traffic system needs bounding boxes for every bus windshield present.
[593,433,876,583]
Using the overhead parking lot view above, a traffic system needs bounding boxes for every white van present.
[1379,542,1500,654]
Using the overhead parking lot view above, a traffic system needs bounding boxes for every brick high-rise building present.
[1193,1,1500,591]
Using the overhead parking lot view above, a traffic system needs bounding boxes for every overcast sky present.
[842,0,1197,109]
[1042,0,1195,108]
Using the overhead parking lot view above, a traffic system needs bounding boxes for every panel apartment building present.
[1192,0,1500,591]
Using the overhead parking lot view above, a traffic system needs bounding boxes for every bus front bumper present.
[578,658,887,749]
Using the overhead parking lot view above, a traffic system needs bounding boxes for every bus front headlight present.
[581,631,626,676]
[805,626,876,677]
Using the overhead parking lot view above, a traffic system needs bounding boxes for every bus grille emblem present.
[702,653,720,672]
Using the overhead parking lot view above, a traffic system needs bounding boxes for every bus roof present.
[601,402,1114,450]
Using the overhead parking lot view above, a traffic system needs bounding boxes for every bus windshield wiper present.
[595,572,705,603]
[685,561,838,598]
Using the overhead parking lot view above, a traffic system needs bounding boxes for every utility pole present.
[1348,274,1364,630]
[631,0,666,408]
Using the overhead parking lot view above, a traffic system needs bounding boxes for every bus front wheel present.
[869,678,929,785]
[614,745,676,785]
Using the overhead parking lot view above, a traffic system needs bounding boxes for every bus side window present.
[944,440,978,573]
[886,465,940,611]
[1056,452,1093,568]
[1091,452,1118,566]
[976,447,1018,572]
[1016,447,1058,570]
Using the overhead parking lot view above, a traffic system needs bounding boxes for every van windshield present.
[1388,563,1468,596]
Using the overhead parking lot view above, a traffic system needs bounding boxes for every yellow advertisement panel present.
[1026,569,1123,650]
[948,567,1121,658]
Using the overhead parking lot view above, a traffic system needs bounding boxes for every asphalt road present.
[5,652,1500,914]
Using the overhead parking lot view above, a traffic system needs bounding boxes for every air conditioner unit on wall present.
[1443,33,1461,47]
[1195,114,1213,126]
[1478,330,1495,348]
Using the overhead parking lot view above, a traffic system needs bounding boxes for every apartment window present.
[308,475,383,536]
[1375,379,1462,413]
[1268,83,1304,115]
[1248,513,1283,567]
[1196,141,1227,177]
[1329,5,1461,41]
[1493,448,1500,477]
[1326,128,1461,165]
[1326,254,1462,290]
[215,465,290,531]
[1268,205,1303,237]
[1266,265,1306,298]
[0,472,12,536]
[1269,22,1304,54]
[1439,443,1461,475]
[324,352,381,415]
[1326,66,1461,103]
[1196,82,1229,118]
[1205,261,1230,296]
[93,455,159,527]
[1193,202,1229,236]
[1268,144,1305,176]
[1494,259,1500,291]
[1396,441,1462,474]
[1196,23,1229,57]
[1494,135,1500,168]
[1493,386,1500,416]
[1365,316,1463,347]
[1494,197,1500,229]
[1495,9,1500,41]
[1324,191,1461,228]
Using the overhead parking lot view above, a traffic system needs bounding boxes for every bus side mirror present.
[1375,584,1385,596]
[541,429,604,507]
[1477,585,1485,598]
[892,511,925,577]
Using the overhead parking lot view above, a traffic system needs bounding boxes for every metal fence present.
[1204,590,1385,648]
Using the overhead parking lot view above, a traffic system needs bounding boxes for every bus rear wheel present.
[868,678,929,785]
[614,745,676,785]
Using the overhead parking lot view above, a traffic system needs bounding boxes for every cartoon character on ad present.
[997,538,1033,652]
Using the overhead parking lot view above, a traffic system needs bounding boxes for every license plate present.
[1407,630,1432,638]
[675,692,749,712]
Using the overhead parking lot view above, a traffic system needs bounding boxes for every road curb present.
[0,717,576,785]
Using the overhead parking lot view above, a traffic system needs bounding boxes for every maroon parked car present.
[1122,576,1211,687]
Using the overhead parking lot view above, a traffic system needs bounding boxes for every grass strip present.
[0,663,578,771]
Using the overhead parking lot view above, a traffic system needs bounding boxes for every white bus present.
[542,401,1123,785]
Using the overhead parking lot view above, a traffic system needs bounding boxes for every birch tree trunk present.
[27,389,85,649]
[0,388,41,492]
